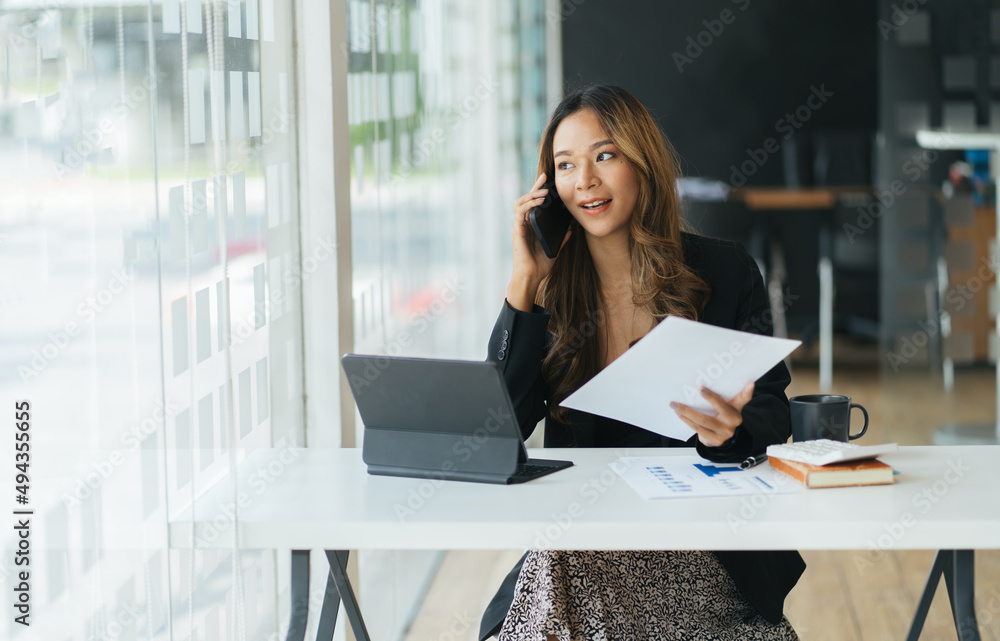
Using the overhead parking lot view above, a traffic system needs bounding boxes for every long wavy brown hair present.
[537,84,711,424]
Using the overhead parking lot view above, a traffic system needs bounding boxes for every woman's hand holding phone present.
[507,173,572,312]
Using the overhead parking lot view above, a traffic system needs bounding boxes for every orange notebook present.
[769,456,894,488]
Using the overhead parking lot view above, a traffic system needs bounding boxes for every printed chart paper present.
[613,456,804,500]
[561,317,800,440]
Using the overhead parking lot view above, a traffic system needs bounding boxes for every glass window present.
[0,0,553,637]
[346,0,551,637]
[0,1,301,638]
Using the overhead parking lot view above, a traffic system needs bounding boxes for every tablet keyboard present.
[509,458,574,483]
[513,463,558,477]
[766,439,898,466]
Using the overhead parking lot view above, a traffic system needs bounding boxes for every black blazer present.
[478,233,806,640]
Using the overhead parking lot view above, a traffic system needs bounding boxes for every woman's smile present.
[578,197,613,215]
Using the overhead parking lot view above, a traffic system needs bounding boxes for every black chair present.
[777,129,880,349]
[681,197,789,343]
[681,198,767,271]
[813,130,880,342]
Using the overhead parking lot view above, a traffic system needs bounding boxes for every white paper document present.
[613,456,804,500]
[561,316,801,440]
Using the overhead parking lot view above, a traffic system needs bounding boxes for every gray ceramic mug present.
[789,394,869,442]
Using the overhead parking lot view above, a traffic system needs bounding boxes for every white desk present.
[170,446,1000,640]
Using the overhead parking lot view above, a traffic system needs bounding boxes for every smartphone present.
[528,182,573,259]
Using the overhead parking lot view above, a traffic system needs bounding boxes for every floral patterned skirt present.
[497,550,799,641]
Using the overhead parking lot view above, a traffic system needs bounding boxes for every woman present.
[478,85,805,640]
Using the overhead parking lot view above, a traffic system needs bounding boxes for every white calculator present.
[766,439,899,466]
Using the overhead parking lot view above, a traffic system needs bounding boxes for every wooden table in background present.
[728,186,874,391]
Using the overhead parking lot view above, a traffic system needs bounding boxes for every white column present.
[294,3,359,638]
[818,256,833,392]
[296,0,355,450]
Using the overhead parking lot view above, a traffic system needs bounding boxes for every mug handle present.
[848,403,869,440]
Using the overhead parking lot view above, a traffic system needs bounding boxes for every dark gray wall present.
[560,0,878,185]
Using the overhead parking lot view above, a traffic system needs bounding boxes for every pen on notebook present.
[740,454,768,470]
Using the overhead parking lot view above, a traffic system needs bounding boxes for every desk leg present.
[947,550,980,641]
[286,550,311,641]
[906,550,980,641]
[315,556,342,641]
[314,550,372,641]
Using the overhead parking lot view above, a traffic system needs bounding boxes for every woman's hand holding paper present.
[670,382,755,448]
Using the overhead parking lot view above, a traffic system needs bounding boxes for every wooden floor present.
[403,357,1000,641]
